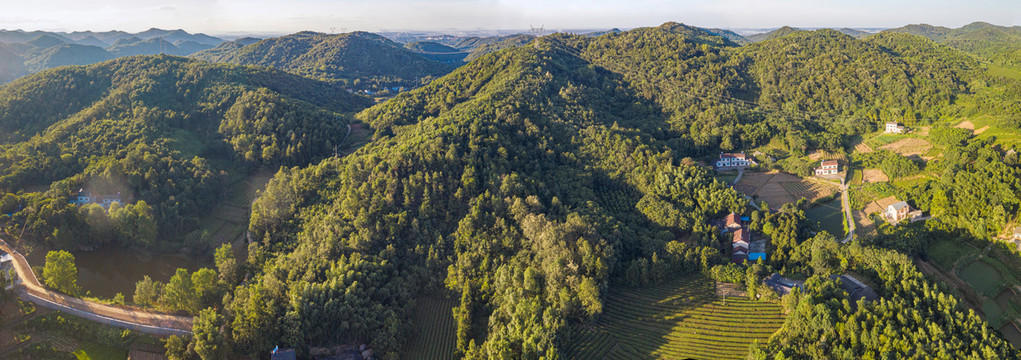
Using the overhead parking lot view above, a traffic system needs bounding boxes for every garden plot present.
[862,169,889,183]
[880,138,933,157]
[735,171,839,208]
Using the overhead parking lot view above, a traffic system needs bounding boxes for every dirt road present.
[0,237,192,336]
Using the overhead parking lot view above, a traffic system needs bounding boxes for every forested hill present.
[206,23,1021,359]
[0,55,372,250]
[190,31,457,90]
[0,45,28,83]
[884,22,1021,63]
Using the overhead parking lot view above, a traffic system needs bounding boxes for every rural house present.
[763,273,803,296]
[732,228,751,263]
[1,250,14,290]
[71,189,92,205]
[885,121,907,134]
[723,213,742,232]
[884,201,924,223]
[814,160,839,176]
[715,152,756,169]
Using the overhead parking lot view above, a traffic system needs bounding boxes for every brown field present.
[975,126,990,135]
[956,121,975,130]
[862,169,889,183]
[854,142,874,154]
[863,196,899,215]
[735,171,840,208]
[881,138,932,157]
[914,126,931,136]
[853,210,878,240]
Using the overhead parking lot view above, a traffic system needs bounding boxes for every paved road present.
[0,237,192,336]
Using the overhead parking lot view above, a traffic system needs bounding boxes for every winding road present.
[0,237,192,336]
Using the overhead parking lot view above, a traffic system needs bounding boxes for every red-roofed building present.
[732,228,750,247]
[724,213,742,232]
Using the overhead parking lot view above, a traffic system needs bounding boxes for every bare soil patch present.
[880,138,933,157]
[863,196,899,215]
[862,169,889,183]
[854,142,874,154]
[914,126,931,136]
[975,126,990,135]
[956,120,975,130]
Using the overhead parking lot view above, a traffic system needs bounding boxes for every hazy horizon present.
[1,0,1018,36]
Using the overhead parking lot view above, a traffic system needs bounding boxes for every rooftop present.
[889,201,909,211]
[821,160,838,166]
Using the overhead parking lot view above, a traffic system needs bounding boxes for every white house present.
[814,160,839,176]
[885,201,912,223]
[885,122,907,134]
[716,152,756,169]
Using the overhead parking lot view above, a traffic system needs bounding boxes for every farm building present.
[71,189,92,205]
[884,122,907,134]
[831,274,878,310]
[723,213,742,232]
[1014,227,1021,240]
[732,229,751,263]
[884,201,924,223]
[763,273,803,296]
[715,152,756,169]
[814,160,839,176]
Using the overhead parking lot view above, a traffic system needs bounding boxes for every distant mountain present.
[0,30,72,44]
[746,26,803,42]
[108,38,183,57]
[584,28,623,37]
[23,44,114,72]
[836,28,871,38]
[0,45,28,83]
[703,28,750,45]
[172,40,215,55]
[133,28,224,45]
[111,37,143,47]
[65,30,134,45]
[883,22,1021,62]
[190,31,456,89]
[74,35,109,47]
[459,34,535,61]
[404,41,459,53]
[26,34,66,48]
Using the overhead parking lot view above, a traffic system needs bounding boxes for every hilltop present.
[190,31,456,90]
[884,21,1021,62]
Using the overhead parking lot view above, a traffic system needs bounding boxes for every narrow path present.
[732,168,745,186]
[0,238,192,336]
[840,172,855,244]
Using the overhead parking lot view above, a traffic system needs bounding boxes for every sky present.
[2,0,1019,36]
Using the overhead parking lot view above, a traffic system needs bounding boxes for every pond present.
[28,246,213,299]
[806,198,844,238]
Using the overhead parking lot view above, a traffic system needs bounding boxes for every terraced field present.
[403,295,458,360]
[565,276,785,360]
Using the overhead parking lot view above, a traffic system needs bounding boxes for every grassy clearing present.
[565,276,784,360]
[73,341,127,360]
[403,295,458,360]
[196,169,275,245]
[806,198,844,237]
[929,239,980,270]
[714,171,739,184]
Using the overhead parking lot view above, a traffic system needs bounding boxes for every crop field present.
[564,276,785,360]
[861,169,888,183]
[403,295,457,360]
[958,260,1003,296]
[880,138,933,157]
[735,171,839,208]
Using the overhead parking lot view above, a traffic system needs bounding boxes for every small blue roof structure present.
[740,216,751,222]
[270,347,296,360]
[748,253,766,261]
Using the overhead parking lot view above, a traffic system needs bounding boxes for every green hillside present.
[190,31,456,90]
[884,22,1021,63]
[0,55,372,250]
[0,44,28,83]
[23,44,114,72]
[180,23,1021,359]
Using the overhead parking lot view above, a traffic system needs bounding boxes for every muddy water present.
[27,246,213,299]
